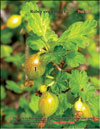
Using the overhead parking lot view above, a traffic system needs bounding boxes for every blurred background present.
[0,0,99,128]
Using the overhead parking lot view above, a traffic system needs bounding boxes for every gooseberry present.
[6,15,22,29]
[25,54,45,80]
[81,104,92,118]
[39,92,59,117]
[74,98,83,111]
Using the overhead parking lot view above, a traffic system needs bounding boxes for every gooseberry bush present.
[1,1,99,129]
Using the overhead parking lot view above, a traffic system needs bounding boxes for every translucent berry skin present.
[74,98,83,111]
[25,54,45,80]
[82,104,92,118]
[39,92,59,118]
[7,15,22,29]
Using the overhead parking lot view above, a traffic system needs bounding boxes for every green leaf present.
[51,71,68,94]
[87,41,97,55]
[43,52,61,64]
[62,40,78,50]
[69,70,96,102]
[89,76,99,87]
[78,1,99,14]
[1,28,13,44]
[88,96,99,117]
[65,51,85,67]
[58,20,97,49]
[45,30,58,42]
[45,30,58,50]
[66,20,97,37]
[1,1,7,9]
[21,2,50,36]
[1,86,6,100]
[53,46,66,55]
[19,97,29,109]
[43,46,66,64]
[79,83,96,101]
[56,71,67,86]
[55,93,72,116]
[5,53,25,67]
[1,45,13,58]
[45,63,54,75]
[33,77,43,92]
[6,80,23,94]
[88,52,99,68]
[26,35,45,50]
[40,10,50,36]
[69,70,88,94]
[29,94,39,113]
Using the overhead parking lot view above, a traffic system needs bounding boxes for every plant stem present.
[53,63,62,71]
[25,39,29,80]
[62,88,71,93]
[43,34,49,51]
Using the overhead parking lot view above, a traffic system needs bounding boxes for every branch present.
[25,34,29,80]
[38,117,47,128]
[1,10,9,22]
[53,63,62,71]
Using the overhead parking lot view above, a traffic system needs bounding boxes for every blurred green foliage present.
[1,85,6,100]
[1,45,13,58]
[0,1,99,128]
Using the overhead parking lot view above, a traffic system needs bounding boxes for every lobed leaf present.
[51,71,68,94]
[80,83,96,101]
[69,70,88,94]
[65,51,85,67]
[21,2,50,36]
[55,93,72,116]
[26,35,45,50]
[43,46,66,64]
[58,20,97,50]
[88,96,99,117]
